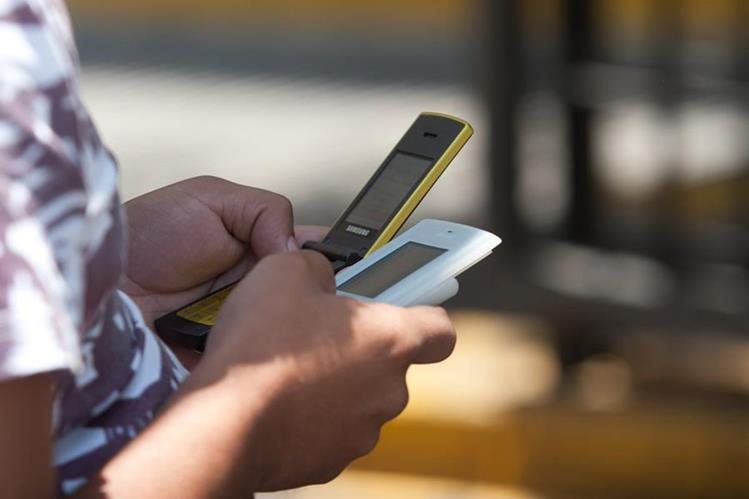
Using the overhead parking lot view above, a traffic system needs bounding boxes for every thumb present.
[222,187,297,258]
[402,306,457,365]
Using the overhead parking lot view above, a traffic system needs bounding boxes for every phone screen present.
[345,152,433,231]
[337,242,445,298]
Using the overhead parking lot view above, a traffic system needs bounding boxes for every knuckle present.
[301,247,329,267]
[396,383,410,412]
[259,251,285,267]
[261,252,303,275]
[387,336,413,364]
[425,306,457,341]
[370,302,404,325]
[359,306,400,351]
[353,428,381,458]
[266,251,336,292]
[263,191,293,214]
[383,309,416,358]
[446,325,458,349]
[302,250,335,283]
[437,305,450,320]
[191,174,224,187]
[290,253,315,276]
[388,382,410,418]
[440,314,458,350]
[311,463,346,486]
[431,305,453,328]
[337,295,363,315]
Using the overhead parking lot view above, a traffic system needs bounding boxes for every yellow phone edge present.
[366,112,474,255]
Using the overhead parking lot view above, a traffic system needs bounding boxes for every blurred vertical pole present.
[731,0,749,253]
[651,0,686,274]
[733,0,749,108]
[486,0,523,251]
[561,0,594,244]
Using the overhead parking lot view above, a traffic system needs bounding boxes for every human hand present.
[194,249,456,491]
[121,176,325,368]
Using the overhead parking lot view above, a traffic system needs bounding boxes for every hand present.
[120,176,325,367]
[85,238,455,497]
[194,249,456,491]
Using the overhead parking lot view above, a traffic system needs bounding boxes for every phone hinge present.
[302,241,363,271]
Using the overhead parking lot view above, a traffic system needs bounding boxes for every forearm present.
[72,362,271,498]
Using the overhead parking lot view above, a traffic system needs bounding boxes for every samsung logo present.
[345,224,370,237]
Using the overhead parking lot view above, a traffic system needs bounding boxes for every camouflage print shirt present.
[0,0,188,495]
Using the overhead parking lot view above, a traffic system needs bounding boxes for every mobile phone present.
[305,112,473,268]
[155,112,473,351]
[336,219,501,306]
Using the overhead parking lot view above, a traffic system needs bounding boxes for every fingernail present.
[287,236,299,252]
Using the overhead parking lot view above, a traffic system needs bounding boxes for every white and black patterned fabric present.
[0,0,188,495]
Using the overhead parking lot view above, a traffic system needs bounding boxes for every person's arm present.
[74,250,455,497]
[0,176,455,497]
[0,374,58,499]
[73,360,269,497]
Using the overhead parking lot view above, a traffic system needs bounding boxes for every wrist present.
[82,362,274,498]
[178,352,287,474]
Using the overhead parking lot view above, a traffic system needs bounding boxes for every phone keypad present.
[176,284,236,326]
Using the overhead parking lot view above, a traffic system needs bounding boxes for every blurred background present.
[68,0,749,497]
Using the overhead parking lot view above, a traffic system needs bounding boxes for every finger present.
[184,177,296,257]
[401,306,456,364]
[294,225,330,246]
[298,250,336,293]
[240,189,297,258]
[373,376,410,422]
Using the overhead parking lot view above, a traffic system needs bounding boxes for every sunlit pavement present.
[258,470,544,499]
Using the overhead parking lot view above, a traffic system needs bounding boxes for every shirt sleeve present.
[0,180,81,379]
[0,0,83,380]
